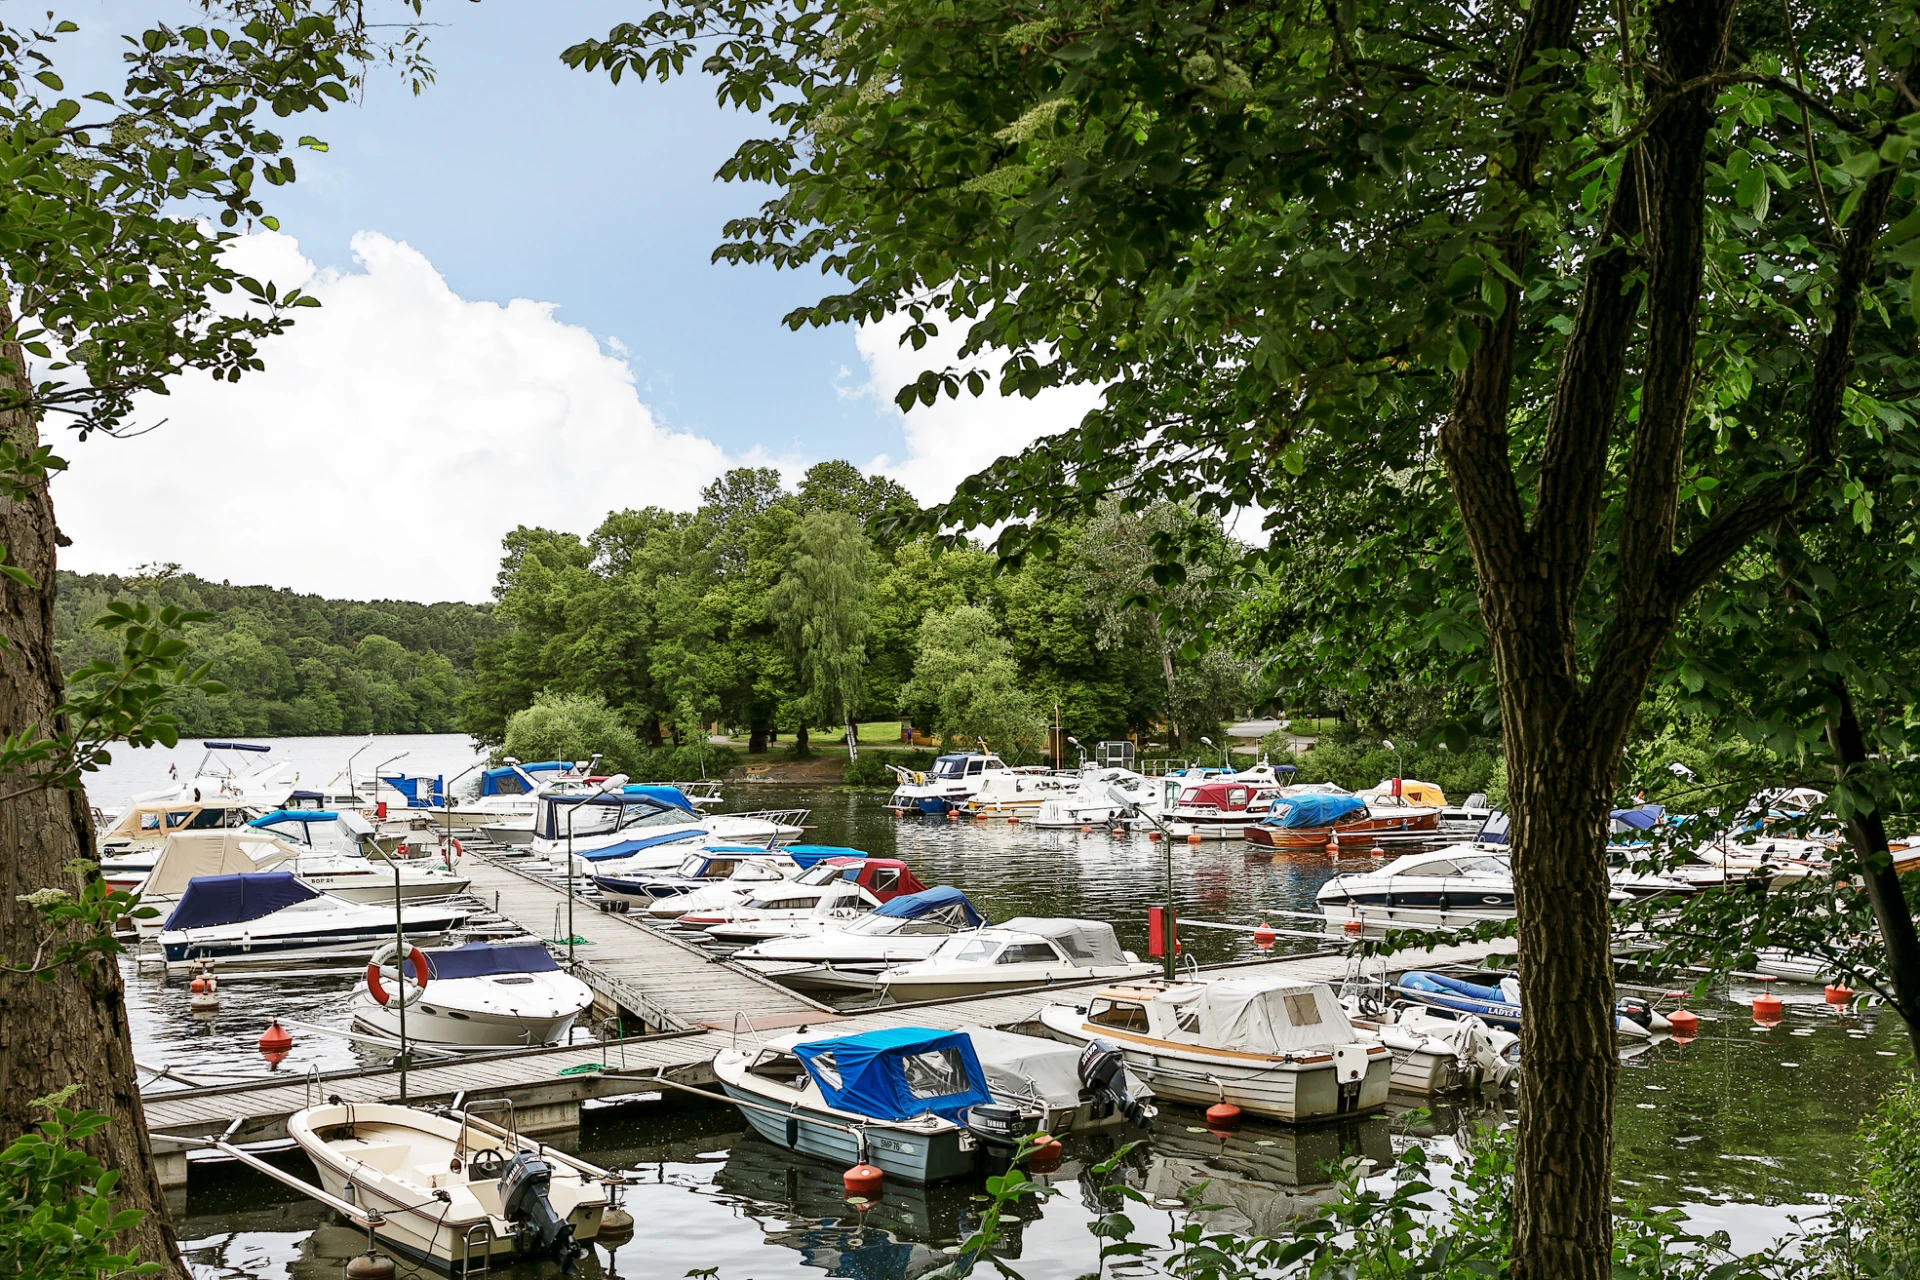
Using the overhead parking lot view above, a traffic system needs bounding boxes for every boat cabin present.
[1078,976,1361,1056]
[533,790,699,843]
[792,856,929,902]
[247,808,378,856]
[476,760,577,798]
[919,918,1127,968]
[761,1027,993,1124]
[929,753,1006,780]
[378,772,446,809]
[102,796,257,848]
[1175,779,1287,816]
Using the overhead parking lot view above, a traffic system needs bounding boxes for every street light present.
[1200,735,1228,770]
[1109,784,1179,981]
[370,751,410,815]
[566,774,629,967]
[1381,739,1403,792]
[441,761,482,856]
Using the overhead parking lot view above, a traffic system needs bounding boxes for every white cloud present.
[53,231,734,603]
[853,311,1101,504]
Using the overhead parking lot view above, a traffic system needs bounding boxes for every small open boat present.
[1394,970,1672,1038]
[288,1100,609,1271]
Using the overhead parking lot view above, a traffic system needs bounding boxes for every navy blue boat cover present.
[1258,794,1366,828]
[793,1026,993,1123]
[426,941,559,980]
[1609,805,1665,831]
[578,829,711,862]
[164,872,320,931]
[871,886,983,925]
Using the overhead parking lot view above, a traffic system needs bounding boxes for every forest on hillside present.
[54,568,497,737]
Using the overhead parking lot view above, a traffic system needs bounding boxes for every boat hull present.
[1246,811,1441,850]
[716,1081,974,1184]
[350,994,586,1049]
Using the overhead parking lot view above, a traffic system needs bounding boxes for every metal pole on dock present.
[392,857,408,1104]
[1109,784,1179,981]
[567,776,625,965]
[443,762,479,852]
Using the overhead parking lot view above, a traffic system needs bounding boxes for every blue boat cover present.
[1257,795,1366,828]
[426,941,558,981]
[872,886,983,925]
[479,761,569,796]
[164,872,320,931]
[792,1026,993,1124]
[784,845,869,869]
[1399,971,1507,1003]
[621,784,695,812]
[1476,810,1511,846]
[249,809,338,827]
[577,830,710,862]
[1610,805,1665,831]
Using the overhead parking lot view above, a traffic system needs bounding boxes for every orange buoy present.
[1666,1008,1699,1037]
[946,811,959,821]
[1326,834,1339,856]
[1752,990,1784,1024]
[258,1019,293,1066]
[1253,923,1277,951]
[1825,984,1856,1005]
[1186,833,1203,844]
[1149,831,1163,841]
[189,975,208,994]
[1027,1135,1063,1171]
[1205,1102,1242,1128]
[1369,845,1386,857]
[1008,816,1019,824]
[1343,919,1364,937]
[1081,825,1092,833]
[843,1163,883,1198]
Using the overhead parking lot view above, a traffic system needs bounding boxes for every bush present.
[0,1091,158,1279]
[843,753,896,786]
[501,693,645,774]
[1859,1074,1920,1262]
[627,744,739,783]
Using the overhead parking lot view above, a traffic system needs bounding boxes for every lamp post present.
[1381,739,1403,794]
[1109,784,1179,981]
[441,761,480,856]
[566,774,628,967]
[391,856,409,1104]
[370,751,409,816]
[1200,735,1228,771]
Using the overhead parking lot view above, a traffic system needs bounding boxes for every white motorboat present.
[688,878,881,944]
[588,847,795,912]
[131,832,465,935]
[241,807,471,899]
[288,1101,609,1270]
[532,790,804,873]
[1318,843,1693,929]
[1437,792,1494,836]
[441,759,595,833]
[884,752,1011,815]
[351,941,594,1049]
[156,871,466,964]
[130,740,299,808]
[957,766,1078,817]
[1163,778,1294,839]
[1039,975,1395,1123]
[876,919,1156,1003]
[1032,767,1168,829]
[99,796,260,886]
[733,887,989,991]
[963,1025,1156,1133]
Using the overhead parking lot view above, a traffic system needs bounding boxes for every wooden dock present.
[140,848,1513,1189]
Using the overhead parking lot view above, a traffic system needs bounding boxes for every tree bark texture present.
[793,723,809,755]
[0,334,184,1273]
[749,721,769,754]
[1825,678,1920,1061]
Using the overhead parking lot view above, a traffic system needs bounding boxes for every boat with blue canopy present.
[590,846,797,908]
[156,871,467,964]
[533,791,807,872]
[712,1026,992,1182]
[733,886,990,993]
[1393,970,1672,1038]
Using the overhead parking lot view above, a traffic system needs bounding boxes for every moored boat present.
[1038,975,1395,1123]
[156,871,466,964]
[884,752,1009,815]
[732,886,988,991]
[875,919,1155,1002]
[1244,793,1441,851]
[350,940,594,1049]
[287,1101,609,1271]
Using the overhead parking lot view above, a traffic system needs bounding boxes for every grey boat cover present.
[997,918,1127,966]
[962,1026,1149,1110]
[1191,975,1361,1054]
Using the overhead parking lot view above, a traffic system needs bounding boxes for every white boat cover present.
[997,918,1127,966]
[1193,976,1361,1054]
[140,831,294,898]
[961,1026,1149,1110]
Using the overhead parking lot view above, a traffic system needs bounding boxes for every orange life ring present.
[366,945,429,1007]
[442,837,464,868]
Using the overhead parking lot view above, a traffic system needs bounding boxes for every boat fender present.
[366,945,430,1007]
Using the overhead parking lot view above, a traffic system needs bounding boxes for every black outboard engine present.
[966,1101,1041,1170]
[499,1153,575,1263]
[1079,1038,1154,1127]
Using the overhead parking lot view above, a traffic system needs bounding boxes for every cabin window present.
[495,775,528,795]
[805,1051,843,1088]
[185,808,230,831]
[966,760,985,775]
[707,860,737,878]
[1174,1004,1201,1034]
[944,938,999,964]
[1414,860,1462,878]
[997,944,1059,965]
[139,813,161,831]
[1086,999,1150,1032]
[870,868,901,892]
[1455,858,1508,876]
[165,811,194,828]
[1283,992,1323,1026]
[898,921,951,935]
[902,1048,970,1098]
[1228,789,1248,807]
[761,897,813,911]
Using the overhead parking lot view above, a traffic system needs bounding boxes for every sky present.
[47,3,1095,603]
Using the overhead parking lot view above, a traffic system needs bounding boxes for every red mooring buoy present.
[1666,1008,1699,1038]
[1205,1102,1242,1128]
[843,1163,883,1199]
[1253,923,1277,951]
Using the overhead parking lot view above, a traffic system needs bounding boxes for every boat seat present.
[344,1144,409,1174]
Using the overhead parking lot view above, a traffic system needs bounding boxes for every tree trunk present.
[0,346,184,1273]
[1826,678,1920,1060]
[793,723,809,756]
[845,717,858,761]
[748,721,769,754]
[642,716,663,749]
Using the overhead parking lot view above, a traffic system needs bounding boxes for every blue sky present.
[50,3,1091,601]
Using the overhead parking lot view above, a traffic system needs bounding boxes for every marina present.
[96,751,1911,1277]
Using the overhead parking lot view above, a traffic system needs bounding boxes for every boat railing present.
[459,1222,494,1276]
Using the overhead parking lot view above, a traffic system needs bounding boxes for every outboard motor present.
[499,1153,575,1263]
[1079,1038,1154,1127]
[966,1101,1040,1170]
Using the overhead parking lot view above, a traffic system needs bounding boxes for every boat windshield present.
[932,936,999,965]
[798,862,856,885]
[615,804,691,831]
[931,757,969,779]
[1453,857,1510,876]
[674,853,708,876]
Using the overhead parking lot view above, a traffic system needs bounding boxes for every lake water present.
[96,739,1904,1278]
